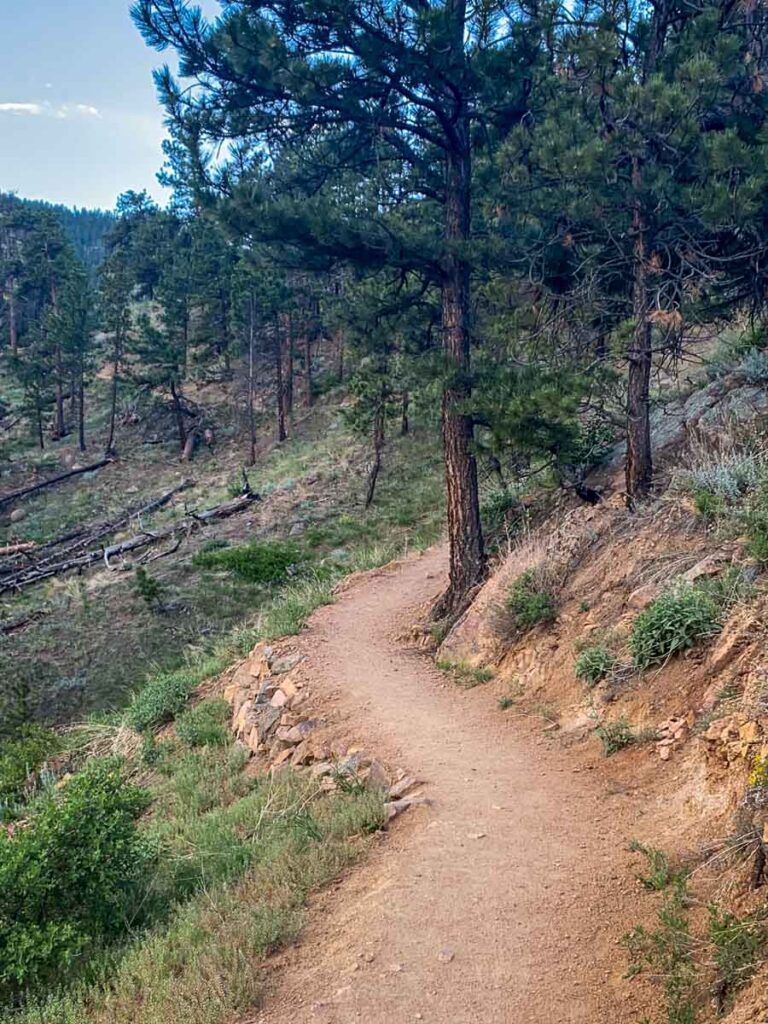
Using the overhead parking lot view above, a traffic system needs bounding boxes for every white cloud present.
[0,102,44,115]
[0,101,101,120]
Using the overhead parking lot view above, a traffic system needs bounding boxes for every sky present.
[0,1,220,211]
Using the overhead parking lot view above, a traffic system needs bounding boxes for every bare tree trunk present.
[170,379,187,454]
[77,361,86,452]
[401,391,410,436]
[434,13,485,617]
[36,400,44,451]
[335,328,344,383]
[304,330,313,407]
[365,401,386,509]
[105,335,120,457]
[50,278,65,440]
[6,277,18,354]
[282,312,294,423]
[275,318,287,443]
[247,293,257,465]
[625,157,653,501]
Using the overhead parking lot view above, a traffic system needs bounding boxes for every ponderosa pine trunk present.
[625,171,653,501]
[6,277,18,354]
[77,361,86,452]
[247,294,257,465]
[401,391,410,436]
[170,379,187,454]
[436,43,485,616]
[105,337,120,457]
[50,278,65,440]
[304,331,313,407]
[275,319,287,443]
[283,313,293,423]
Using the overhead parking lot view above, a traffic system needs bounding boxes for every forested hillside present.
[2,1,768,1022]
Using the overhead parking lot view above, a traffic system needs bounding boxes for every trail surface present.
[254,547,650,1024]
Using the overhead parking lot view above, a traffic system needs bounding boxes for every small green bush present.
[0,758,153,999]
[692,488,726,521]
[507,569,556,630]
[630,585,722,670]
[596,718,635,756]
[708,905,765,1002]
[481,488,520,534]
[0,726,60,814]
[133,567,163,609]
[192,540,299,583]
[574,644,616,685]
[124,661,217,733]
[175,698,230,747]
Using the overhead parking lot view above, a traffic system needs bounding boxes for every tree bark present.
[401,391,410,436]
[105,333,121,457]
[247,293,257,465]
[434,5,485,617]
[6,277,18,354]
[275,318,287,443]
[170,379,187,454]
[77,362,86,452]
[365,401,386,509]
[50,277,65,440]
[625,157,653,501]
[304,330,313,407]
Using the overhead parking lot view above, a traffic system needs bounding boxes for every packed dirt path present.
[254,546,652,1024]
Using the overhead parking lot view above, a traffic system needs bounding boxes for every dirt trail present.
[255,546,652,1024]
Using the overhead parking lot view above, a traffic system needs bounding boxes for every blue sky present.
[0,1,219,211]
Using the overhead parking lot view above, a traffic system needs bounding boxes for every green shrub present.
[133,568,163,609]
[692,488,726,521]
[435,658,493,688]
[481,488,520,534]
[0,726,60,814]
[0,758,153,1000]
[192,540,299,583]
[596,718,635,756]
[574,644,616,685]
[175,698,230,748]
[124,660,220,733]
[507,569,556,630]
[708,905,765,1004]
[630,585,722,670]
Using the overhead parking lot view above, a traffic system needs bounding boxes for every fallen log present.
[0,489,259,594]
[0,541,37,557]
[0,457,114,509]
[0,480,194,577]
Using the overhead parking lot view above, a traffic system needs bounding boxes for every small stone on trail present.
[467,831,486,840]
[388,775,418,800]
[270,653,303,675]
[270,689,288,708]
[437,949,455,964]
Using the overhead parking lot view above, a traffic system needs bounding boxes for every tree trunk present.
[335,328,344,383]
[36,400,44,451]
[275,319,287,443]
[364,401,386,509]
[304,331,313,407]
[51,278,65,440]
[169,379,187,454]
[6,277,17,354]
[77,362,86,452]
[247,293,257,465]
[105,335,120,457]
[279,312,293,424]
[434,23,485,617]
[401,391,410,436]
[625,158,653,502]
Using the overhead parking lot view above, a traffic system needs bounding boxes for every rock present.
[233,698,255,735]
[385,796,432,821]
[708,612,757,674]
[278,675,300,701]
[739,721,762,744]
[626,583,659,611]
[659,745,671,761]
[255,681,277,706]
[467,831,486,840]
[270,747,294,769]
[310,761,335,778]
[285,719,317,744]
[365,760,389,791]
[270,689,288,709]
[270,653,303,675]
[291,740,314,766]
[9,508,26,523]
[257,705,283,743]
[437,949,455,964]
[389,776,418,800]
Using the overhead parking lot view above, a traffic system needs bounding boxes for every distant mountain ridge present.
[0,193,114,273]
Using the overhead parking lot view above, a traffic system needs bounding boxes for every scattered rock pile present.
[655,714,693,761]
[702,713,768,765]
[220,641,428,819]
